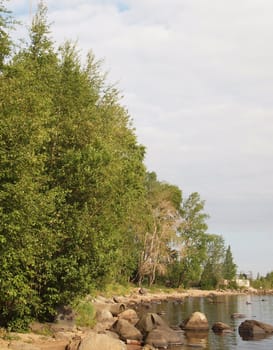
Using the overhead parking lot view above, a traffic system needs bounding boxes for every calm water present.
[136,294,273,350]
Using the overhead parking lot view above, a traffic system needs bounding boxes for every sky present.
[9,0,273,277]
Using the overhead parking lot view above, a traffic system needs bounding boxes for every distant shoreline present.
[110,287,273,306]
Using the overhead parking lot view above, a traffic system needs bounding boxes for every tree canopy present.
[0,1,237,329]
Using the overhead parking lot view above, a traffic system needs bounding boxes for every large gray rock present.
[145,328,168,349]
[239,319,273,338]
[180,311,209,331]
[111,319,143,341]
[145,325,184,347]
[118,308,139,325]
[79,332,126,350]
[137,313,183,347]
[136,313,167,334]
[95,308,114,322]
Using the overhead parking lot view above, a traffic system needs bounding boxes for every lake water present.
[136,294,273,350]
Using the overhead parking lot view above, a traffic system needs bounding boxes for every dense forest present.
[0,1,237,329]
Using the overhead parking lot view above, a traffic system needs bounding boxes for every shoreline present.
[112,286,269,306]
[2,287,272,350]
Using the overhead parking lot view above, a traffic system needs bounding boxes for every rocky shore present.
[1,287,272,350]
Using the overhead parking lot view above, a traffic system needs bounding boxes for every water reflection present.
[185,330,208,348]
[240,333,273,341]
[136,294,273,350]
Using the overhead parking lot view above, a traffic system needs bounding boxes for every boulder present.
[118,309,139,325]
[111,319,143,341]
[212,322,233,333]
[145,325,184,346]
[239,319,273,338]
[136,313,167,334]
[145,328,168,349]
[93,308,116,333]
[109,303,126,316]
[101,330,120,340]
[137,313,183,347]
[78,332,126,350]
[180,311,209,331]
[95,309,114,322]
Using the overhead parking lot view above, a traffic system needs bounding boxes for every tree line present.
[0,1,236,330]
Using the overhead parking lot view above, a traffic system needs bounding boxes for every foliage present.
[0,1,146,329]
[0,1,237,330]
[200,234,225,289]
[222,245,237,280]
[0,0,13,70]
[175,192,209,287]
[101,282,133,298]
[136,172,182,286]
[252,271,273,289]
[74,301,96,328]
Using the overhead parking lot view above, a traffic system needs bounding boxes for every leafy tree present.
[252,271,273,289]
[0,1,147,328]
[0,0,234,330]
[0,2,65,328]
[222,245,237,281]
[200,234,225,289]
[136,172,182,286]
[48,42,147,286]
[0,0,12,70]
[175,192,209,288]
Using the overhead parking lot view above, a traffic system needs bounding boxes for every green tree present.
[200,234,225,289]
[0,2,65,328]
[136,172,182,286]
[176,192,209,288]
[0,1,147,328]
[222,245,237,281]
[47,41,147,286]
[0,0,12,70]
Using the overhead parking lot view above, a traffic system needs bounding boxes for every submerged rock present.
[239,319,273,339]
[212,322,233,333]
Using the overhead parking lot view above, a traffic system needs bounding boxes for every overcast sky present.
[10,0,273,277]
